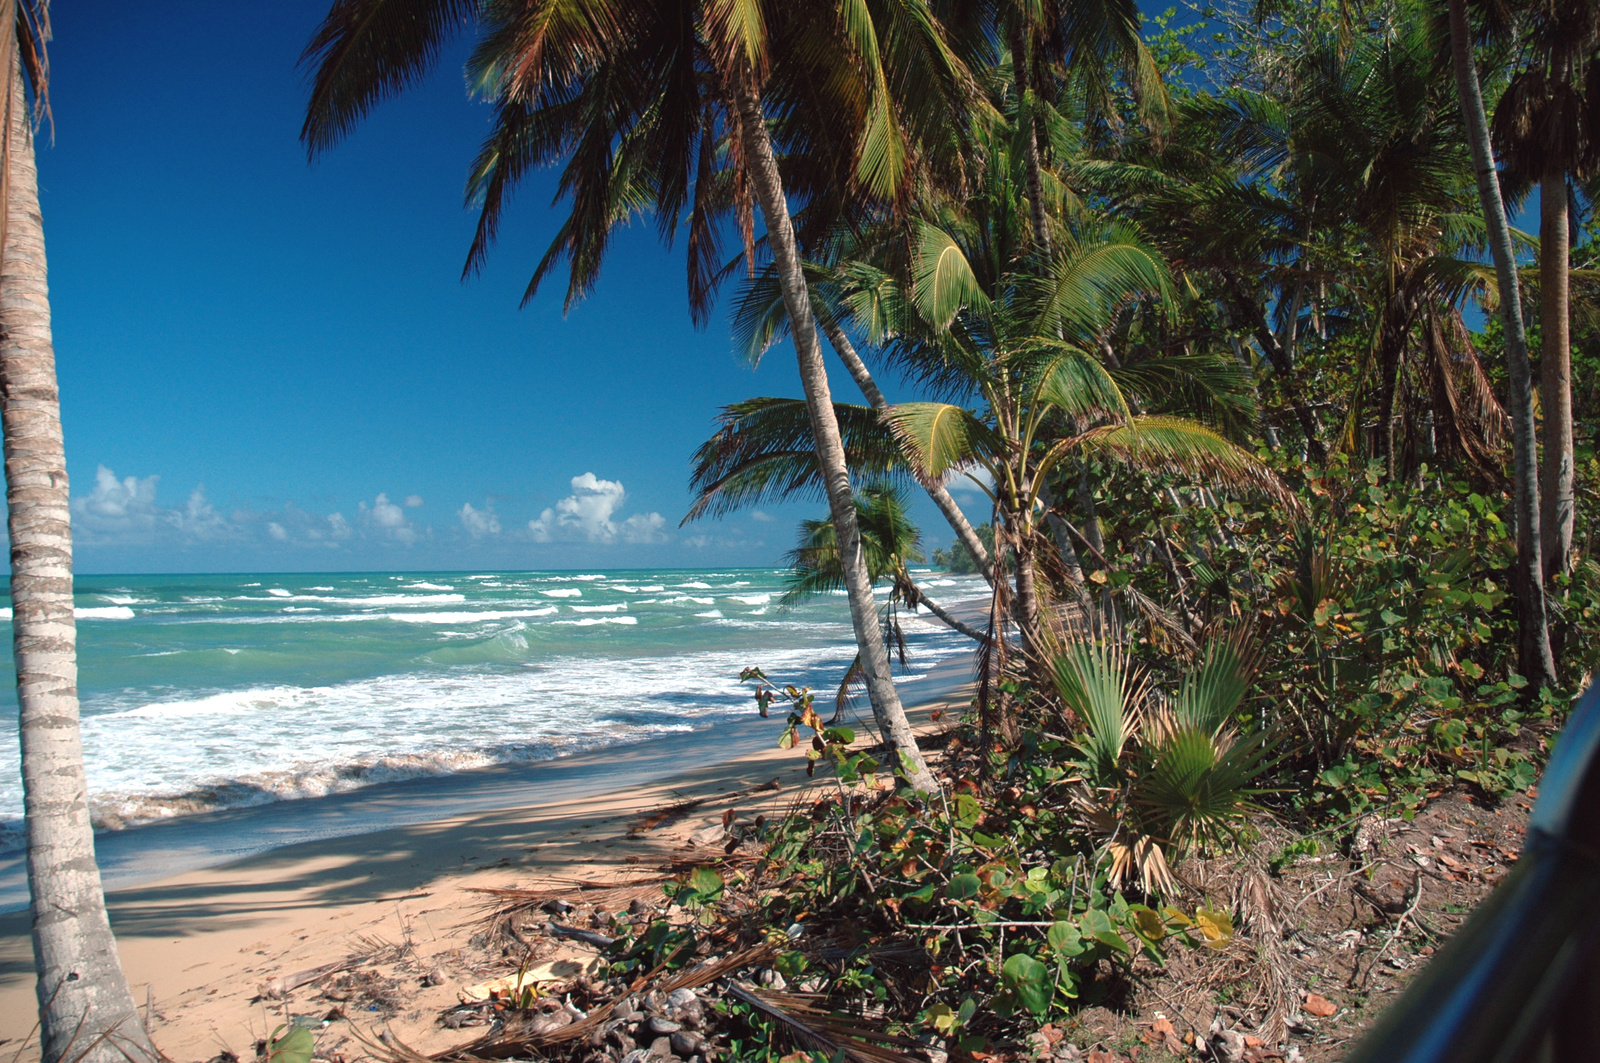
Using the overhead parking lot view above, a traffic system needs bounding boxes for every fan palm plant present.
[1054,631,1275,895]
[299,0,987,790]
[0,4,157,1060]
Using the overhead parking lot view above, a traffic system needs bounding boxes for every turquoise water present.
[0,569,985,848]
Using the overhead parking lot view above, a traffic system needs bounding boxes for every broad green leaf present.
[1046,920,1083,956]
[688,866,724,899]
[1001,953,1052,1015]
[267,1026,315,1063]
[1131,907,1167,942]
[946,872,982,900]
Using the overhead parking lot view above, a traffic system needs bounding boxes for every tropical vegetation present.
[11,0,1600,1056]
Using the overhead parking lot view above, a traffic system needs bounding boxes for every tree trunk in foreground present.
[1539,167,1574,580]
[733,77,937,792]
[818,317,995,584]
[1,52,156,1063]
[1448,0,1557,688]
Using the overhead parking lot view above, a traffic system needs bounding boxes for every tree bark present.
[733,77,937,791]
[1011,25,1052,256]
[1540,167,1574,580]
[1448,0,1556,687]
[905,583,989,642]
[1,49,157,1063]
[1228,286,1328,463]
[818,316,995,584]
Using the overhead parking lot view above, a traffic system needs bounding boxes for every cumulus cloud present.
[72,465,233,544]
[528,473,668,545]
[750,510,776,523]
[459,501,501,538]
[404,495,425,508]
[360,492,418,544]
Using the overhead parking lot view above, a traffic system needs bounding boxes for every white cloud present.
[949,467,994,498]
[360,492,418,544]
[750,510,776,523]
[404,495,425,508]
[71,465,233,544]
[528,472,667,546]
[328,513,352,539]
[268,522,288,541]
[619,512,667,544]
[459,501,501,538]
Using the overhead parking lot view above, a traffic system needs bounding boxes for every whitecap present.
[677,581,713,589]
[403,582,454,591]
[551,616,639,626]
[570,603,627,613]
[727,594,771,605]
[74,606,135,620]
[267,589,292,598]
[541,589,583,598]
[695,610,724,619]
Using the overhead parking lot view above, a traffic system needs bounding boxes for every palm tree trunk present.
[1448,0,1556,688]
[1,48,157,1063]
[818,317,995,584]
[1227,286,1327,462]
[733,77,937,791]
[1011,25,1052,255]
[906,583,988,642]
[1540,167,1574,580]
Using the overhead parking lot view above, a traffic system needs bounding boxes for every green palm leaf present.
[686,398,912,521]
[912,221,990,328]
[1063,417,1300,511]
[883,402,999,483]
[1171,633,1259,737]
[1051,639,1145,786]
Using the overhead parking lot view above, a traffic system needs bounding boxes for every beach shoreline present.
[0,664,974,1062]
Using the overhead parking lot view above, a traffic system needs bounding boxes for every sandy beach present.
[0,678,969,1063]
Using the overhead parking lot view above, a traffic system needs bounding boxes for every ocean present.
[0,568,987,855]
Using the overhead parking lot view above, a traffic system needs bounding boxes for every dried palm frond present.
[722,984,932,1063]
[1104,832,1178,896]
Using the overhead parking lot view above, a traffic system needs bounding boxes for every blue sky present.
[42,1,992,573]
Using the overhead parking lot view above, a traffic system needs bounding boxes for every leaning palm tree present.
[300,0,981,790]
[1491,0,1600,580]
[1446,0,1557,687]
[0,4,158,1061]
[781,482,984,721]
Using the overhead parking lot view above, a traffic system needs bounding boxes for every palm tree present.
[781,482,985,721]
[1446,0,1557,688]
[1490,0,1600,580]
[0,4,157,1061]
[300,0,981,790]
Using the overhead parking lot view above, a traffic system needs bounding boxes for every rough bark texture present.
[1448,0,1556,688]
[1540,167,1574,580]
[1011,26,1052,257]
[733,77,937,791]
[2,50,157,1063]
[818,317,995,584]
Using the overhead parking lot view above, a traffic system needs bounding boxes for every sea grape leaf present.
[1001,953,1052,1015]
[1046,920,1084,957]
[267,1026,314,1063]
[946,872,982,900]
[1079,908,1131,954]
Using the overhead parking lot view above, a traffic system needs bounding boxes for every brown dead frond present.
[722,984,935,1063]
